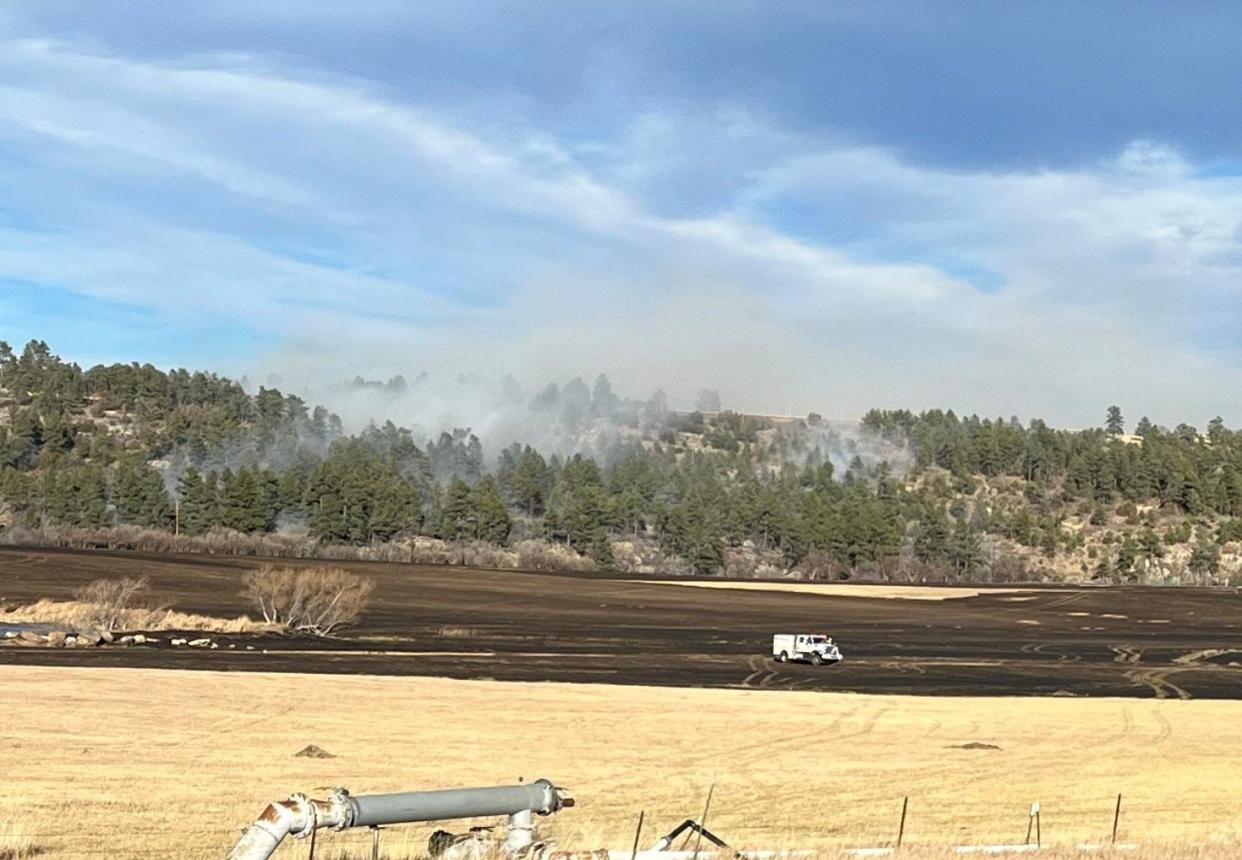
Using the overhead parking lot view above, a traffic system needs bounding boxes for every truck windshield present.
[807,636,826,643]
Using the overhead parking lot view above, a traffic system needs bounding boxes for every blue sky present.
[1,2,1240,424]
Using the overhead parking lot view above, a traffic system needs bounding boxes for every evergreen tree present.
[112,460,172,528]
[1105,405,1125,435]
[178,468,218,536]
[472,477,511,544]
[588,529,615,570]
[440,478,476,541]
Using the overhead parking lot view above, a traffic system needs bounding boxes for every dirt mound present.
[949,742,1001,750]
[293,744,336,759]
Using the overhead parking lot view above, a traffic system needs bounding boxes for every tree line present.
[1,340,1239,581]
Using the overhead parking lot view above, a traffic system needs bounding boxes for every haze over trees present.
[1,340,1240,584]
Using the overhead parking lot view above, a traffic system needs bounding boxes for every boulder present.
[17,630,43,644]
[119,635,136,646]
[132,634,147,645]
[77,630,104,647]
[47,631,67,648]
[99,629,114,644]
[188,638,211,648]
[171,638,187,647]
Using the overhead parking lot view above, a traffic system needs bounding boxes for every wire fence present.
[12,791,1242,860]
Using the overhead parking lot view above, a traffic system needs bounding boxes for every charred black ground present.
[1,546,1240,699]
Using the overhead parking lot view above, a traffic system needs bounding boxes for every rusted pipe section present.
[227,790,353,860]
[227,779,570,860]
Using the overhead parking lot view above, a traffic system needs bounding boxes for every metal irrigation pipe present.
[226,779,571,860]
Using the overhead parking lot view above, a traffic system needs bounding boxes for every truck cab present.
[772,633,843,665]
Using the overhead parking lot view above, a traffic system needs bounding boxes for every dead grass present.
[2,667,1242,859]
[0,821,40,860]
[636,581,1032,600]
[0,598,273,633]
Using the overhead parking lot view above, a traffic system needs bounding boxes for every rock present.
[17,630,43,644]
[210,642,219,649]
[171,638,187,647]
[3,630,16,639]
[294,744,337,759]
[119,635,136,646]
[132,634,147,645]
[245,645,255,651]
[99,629,114,644]
[78,630,104,647]
[188,638,211,648]
[47,631,67,648]
[64,636,78,647]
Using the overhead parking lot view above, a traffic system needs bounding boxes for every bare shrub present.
[794,551,850,581]
[74,577,150,632]
[514,539,596,572]
[609,538,688,575]
[241,565,374,636]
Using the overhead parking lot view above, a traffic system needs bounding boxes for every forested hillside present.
[1,339,1239,584]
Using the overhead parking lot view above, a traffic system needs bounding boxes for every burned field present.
[0,546,1240,698]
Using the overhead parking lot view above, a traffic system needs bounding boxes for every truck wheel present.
[778,652,788,663]
[811,653,823,666]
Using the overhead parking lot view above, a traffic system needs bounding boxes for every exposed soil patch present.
[1,547,1241,699]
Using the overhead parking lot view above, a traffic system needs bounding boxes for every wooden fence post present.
[1112,794,1123,844]
[630,811,646,860]
[896,796,908,849]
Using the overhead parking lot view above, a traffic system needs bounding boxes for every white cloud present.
[0,39,1240,428]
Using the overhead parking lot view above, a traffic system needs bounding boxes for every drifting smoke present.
[239,361,908,478]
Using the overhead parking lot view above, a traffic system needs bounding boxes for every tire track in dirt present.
[1022,642,1082,663]
[1101,705,1134,745]
[1150,706,1173,743]
[1042,591,1091,610]
[1123,667,1191,700]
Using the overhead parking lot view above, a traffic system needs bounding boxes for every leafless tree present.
[241,565,373,636]
[74,576,150,632]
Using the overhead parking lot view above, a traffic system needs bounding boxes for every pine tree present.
[913,509,950,562]
[472,477,511,544]
[947,521,982,577]
[440,478,476,541]
[112,460,172,528]
[179,468,218,536]
[1105,406,1125,435]
[588,529,615,570]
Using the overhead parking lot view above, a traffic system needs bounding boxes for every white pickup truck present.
[772,633,843,665]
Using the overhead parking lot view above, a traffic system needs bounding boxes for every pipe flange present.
[329,787,358,831]
[287,794,316,840]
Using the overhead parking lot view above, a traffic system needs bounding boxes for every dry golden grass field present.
[632,581,1030,600]
[2,666,1241,859]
